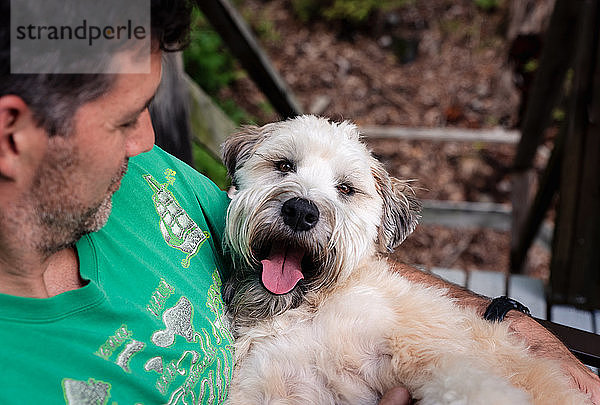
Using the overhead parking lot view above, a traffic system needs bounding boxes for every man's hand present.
[379,386,412,405]
[567,358,600,404]
[507,311,600,404]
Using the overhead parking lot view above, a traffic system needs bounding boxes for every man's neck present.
[0,247,83,298]
[43,247,85,297]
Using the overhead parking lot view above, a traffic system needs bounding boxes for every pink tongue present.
[261,245,305,295]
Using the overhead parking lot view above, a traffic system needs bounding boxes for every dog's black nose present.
[281,197,319,231]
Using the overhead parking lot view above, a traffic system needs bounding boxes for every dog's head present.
[222,115,420,323]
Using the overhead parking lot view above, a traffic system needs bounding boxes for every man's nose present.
[126,108,155,157]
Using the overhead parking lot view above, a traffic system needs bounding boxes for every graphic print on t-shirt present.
[65,273,233,404]
[143,170,209,268]
[151,296,196,347]
[142,272,234,404]
[205,269,234,346]
[62,378,111,404]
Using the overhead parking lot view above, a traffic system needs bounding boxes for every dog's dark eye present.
[275,160,294,173]
[337,183,354,196]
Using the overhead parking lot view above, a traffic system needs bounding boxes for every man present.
[0,0,598,404]
[1,1,237,403]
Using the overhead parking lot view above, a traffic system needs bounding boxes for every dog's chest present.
[237,283,401,390]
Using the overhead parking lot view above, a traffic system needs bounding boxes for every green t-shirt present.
[0,146,234,404]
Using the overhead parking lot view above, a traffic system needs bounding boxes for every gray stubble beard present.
[33,158,129,256]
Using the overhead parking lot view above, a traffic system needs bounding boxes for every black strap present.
[483,296,531,322]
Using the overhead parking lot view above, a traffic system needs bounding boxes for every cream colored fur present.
[222,115,591,405]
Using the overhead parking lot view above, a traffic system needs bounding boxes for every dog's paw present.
[418,385,531,405]
[416,362,532,405]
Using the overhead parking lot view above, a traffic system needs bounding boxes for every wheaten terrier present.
[221,115,590,405]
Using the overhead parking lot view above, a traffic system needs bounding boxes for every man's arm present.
[393,262,600,404]
[393,263,489,313]
[505,311,600,404]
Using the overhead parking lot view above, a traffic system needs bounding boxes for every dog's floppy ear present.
[222,125,265,178]
[372,162,421,253]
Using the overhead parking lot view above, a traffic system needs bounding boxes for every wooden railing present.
[509,0,600,310]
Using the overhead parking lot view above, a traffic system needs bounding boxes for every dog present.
[221,115,590,405]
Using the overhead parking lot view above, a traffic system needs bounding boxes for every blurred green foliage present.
[184,28,235,94]
[291,0,410,24]
[192,143,230,190]
[183,8,252,125]
[524,59,539,74]
[183,9,250,189]
[473,0,500,12]
[552,107,566,123]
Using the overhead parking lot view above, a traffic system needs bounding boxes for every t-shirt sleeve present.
[141,146,233,279]
[193,177,233,281]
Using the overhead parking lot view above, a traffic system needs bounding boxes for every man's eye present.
[337,183,354,196]
[275,160,294,173]
[120,117,140,129]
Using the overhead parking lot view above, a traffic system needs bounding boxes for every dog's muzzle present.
[252,198,320,296]
[281,197,320,232]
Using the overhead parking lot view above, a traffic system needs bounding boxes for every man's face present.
[27,51,162,254]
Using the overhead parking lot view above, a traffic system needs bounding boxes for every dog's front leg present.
[407,356,532,405]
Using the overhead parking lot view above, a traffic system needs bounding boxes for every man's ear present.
[372,161,422,253]
[221,125,267,178]
[0,95,47,181]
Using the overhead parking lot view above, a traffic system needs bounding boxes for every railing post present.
[510,0,581,272]
[549,0,600,309]
[194,0,303,119]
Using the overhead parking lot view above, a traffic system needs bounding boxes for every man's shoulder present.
[119,145,230,222]
[129,146,194,176]
[127,146,220,191]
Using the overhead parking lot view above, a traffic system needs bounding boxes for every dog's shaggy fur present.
[222,115,591,405]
